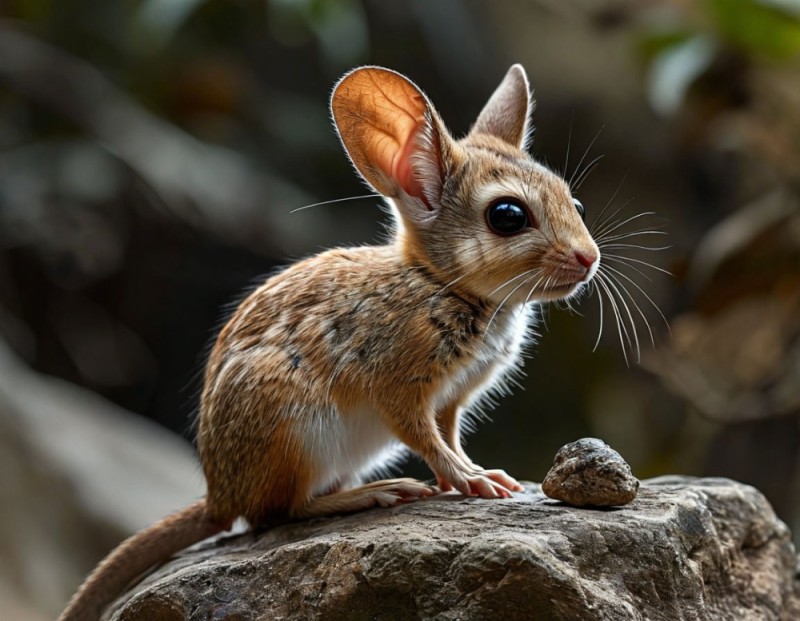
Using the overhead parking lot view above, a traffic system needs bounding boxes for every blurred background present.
[1,0,799,618]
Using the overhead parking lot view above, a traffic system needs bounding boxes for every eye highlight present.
[573,198,585,220]
[486,199,530,235]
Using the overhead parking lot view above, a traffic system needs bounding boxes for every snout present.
[573,246,600,282]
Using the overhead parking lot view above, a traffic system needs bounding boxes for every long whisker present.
[591,280,605,352]
[593,211,657,241]
[601,256,653,282]
[433,272,470,297]
[563,110,575,177]
[522,273,551,332]
[602,253,672,277]
[589,171,629,230]
[568,125,605,188]
[539,277,554,331]
[419,252,515,297]
[484,274,538,337]
[598,269,641,363]
[601,243,671,252]
[404,259,500,317]
[557,295,583,316]
[601,264,671,333]
[597,273,632,348]
[488,268,541,298]
[600,267,655,347]
[572,154,605,191]
[523,273,548,306]
[589,198,635,239]
[290,193,381,213]
[595,273,630,366]
[581,171,670,362]
[596,229,667,244]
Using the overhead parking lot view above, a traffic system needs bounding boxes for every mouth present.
[538,279,586,300]
[539,262,596,299]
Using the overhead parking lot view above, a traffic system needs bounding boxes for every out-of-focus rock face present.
[107,477,798,621]
[0,340,204,617]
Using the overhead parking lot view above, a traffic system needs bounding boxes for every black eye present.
[573,198,585,220]
[486,200,530,235]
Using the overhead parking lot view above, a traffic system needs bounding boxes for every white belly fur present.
[305,403,404,496]
[305,305,534,496]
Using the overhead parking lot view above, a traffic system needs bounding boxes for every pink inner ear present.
[392,126,427,203]
[332,67,440,207]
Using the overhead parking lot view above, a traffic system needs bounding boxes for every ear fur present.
[331,66,452,215]
[469,64,534,150]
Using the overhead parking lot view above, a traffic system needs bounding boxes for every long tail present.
[59,499,223,621]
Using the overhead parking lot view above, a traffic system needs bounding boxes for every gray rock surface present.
[107,476,798,621]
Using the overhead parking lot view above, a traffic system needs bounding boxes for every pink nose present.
[574,250,597,270]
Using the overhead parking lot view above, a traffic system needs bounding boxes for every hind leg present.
[292,478,436,518]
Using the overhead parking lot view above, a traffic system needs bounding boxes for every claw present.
[482,469,524,492]
[438,467,521,500]
[436,475,454,492]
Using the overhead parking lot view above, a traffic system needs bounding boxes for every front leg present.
[381,397,511,499]
[437,400,524,493]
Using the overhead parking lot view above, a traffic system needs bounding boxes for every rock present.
[541,437,639,506]
[106,477,798,621]
[0,339,203,618]
[791,554,800,620]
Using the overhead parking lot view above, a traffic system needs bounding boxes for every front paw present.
[454,462,525,493]
[478,468,524,492]
[441,471,513,499]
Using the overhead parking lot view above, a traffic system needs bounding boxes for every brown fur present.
[59,501,219,621]
[60,64,599,620]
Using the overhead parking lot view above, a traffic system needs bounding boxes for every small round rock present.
[541,437,639,507]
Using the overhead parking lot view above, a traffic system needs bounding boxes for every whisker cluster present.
[484,268,544,336]
[588,203,671,366]
[567,125,605,189]
[564,133,671,364]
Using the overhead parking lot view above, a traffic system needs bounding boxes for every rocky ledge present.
[107,476,799,621]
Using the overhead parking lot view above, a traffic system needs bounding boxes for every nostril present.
[574,250,597,270]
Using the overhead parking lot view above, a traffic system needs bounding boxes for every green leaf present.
[708,0,800,60]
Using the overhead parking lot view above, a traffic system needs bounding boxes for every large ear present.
[469,64,534,150]
[331,66,452,213]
